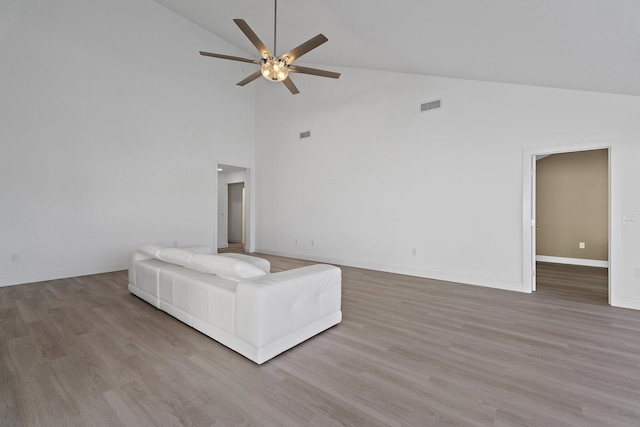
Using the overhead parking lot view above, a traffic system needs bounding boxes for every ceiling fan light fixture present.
[261,59,289,82]
[199,1,339,94]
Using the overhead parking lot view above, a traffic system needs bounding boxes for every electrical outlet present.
[173,240,178,247]
[579,242,586,249]
[411,248,417,256]
[11,253,19,262]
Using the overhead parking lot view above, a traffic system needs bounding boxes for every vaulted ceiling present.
[152,0,640,97]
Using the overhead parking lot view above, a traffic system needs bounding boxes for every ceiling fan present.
[199,0,340,95]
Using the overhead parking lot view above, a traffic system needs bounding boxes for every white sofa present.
[128,244,342,364]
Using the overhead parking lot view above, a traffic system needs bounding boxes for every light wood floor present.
[2,257,640,426]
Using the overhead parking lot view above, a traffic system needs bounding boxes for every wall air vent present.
[299,130,311,139]
[420,99,441,112]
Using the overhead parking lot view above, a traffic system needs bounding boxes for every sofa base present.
[129,283,160,308]
[129,282,342,364]
[128,246,342,365]
[192,310,342,364]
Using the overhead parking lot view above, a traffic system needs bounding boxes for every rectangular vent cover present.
[420,99,441,112]
[299,130,311,139]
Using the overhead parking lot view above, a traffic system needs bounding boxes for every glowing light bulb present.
[261,59,289,82]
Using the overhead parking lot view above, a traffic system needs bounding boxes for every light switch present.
[579,242,586,249]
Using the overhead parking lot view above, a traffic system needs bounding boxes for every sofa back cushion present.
[135,244,267,281]
[158,248,194,267]
[138,243,164,258]
[190,254,267,281]
[219,253,271,273]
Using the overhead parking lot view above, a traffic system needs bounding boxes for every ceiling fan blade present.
[233,19,273,58]
[279,34,328,64]
[237,71,263,86]
[289,65,341,79]
[282,77,300,95]
[199,51,261,65]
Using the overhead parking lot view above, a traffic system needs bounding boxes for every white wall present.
[0,0,255,286]
[254,67,640,309]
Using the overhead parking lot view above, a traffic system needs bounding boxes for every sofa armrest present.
[128,251,154,286]
[235,264,342,347]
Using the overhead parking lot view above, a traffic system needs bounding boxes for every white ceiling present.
[153,0,640,97]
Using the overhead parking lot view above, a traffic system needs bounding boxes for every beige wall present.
[536,149,608,261]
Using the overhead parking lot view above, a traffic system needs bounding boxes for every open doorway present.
[523,145,611,304]
[217,164,250,253]
[228,182,245,245]
[535,149,609,303]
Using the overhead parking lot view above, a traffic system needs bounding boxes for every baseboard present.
[255,248,526,293]
[536,255,609,268]
[0,264,127,288]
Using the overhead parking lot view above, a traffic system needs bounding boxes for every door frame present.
[522,143,612,303]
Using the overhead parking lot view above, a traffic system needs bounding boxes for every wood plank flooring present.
[2,257,640,426]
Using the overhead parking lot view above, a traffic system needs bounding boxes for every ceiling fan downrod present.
[273,0,278,56]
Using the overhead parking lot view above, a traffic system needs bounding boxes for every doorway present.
[523,145,611,303]
[535,149,609,302]
[217,164,251,252]
[228,182,245,245]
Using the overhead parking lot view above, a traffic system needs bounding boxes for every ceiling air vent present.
[420,99,441,112]
[299,130,311,139]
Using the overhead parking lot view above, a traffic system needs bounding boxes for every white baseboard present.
[256,248,526,293]
[0,264,126,288]
[536,255,609,268]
